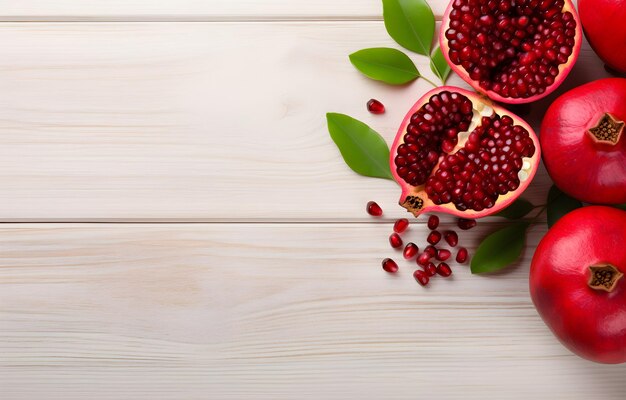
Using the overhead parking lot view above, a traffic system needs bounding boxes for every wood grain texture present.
[0,22,609,221]
[2,223,625,400]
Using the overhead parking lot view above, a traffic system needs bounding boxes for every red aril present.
[403,243,419,260]
[414,269,430,286]
[424,245,437,257]
[427,215,439,230]
[424,262,438,277]
[389,233,403,249]
[427,230,442,245]
[394,218,409,233]
[437,262,453,277]
[541,78,626,204]
[390,87,540,218]
[436,249,452,262]
[458,218,477,230]
[417,252,432,266]
[443,230,459,247]
[456,247,469,264]
[366,201,383,216]
[440,0,582,103]
[382,258,399,273]
[367,99,385,114]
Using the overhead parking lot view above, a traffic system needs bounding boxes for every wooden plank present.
[1,223,625,399]
[0,22,607,221]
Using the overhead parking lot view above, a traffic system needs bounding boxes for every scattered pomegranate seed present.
[366,201,383,216]
[424,245,437,257]
[456,247,469,264]
[393,218,409,233]
[437,262,452,277]
[382,258,399,273]
[403,243,419,260]
[458,218,477,230]
[427,215,439,230]
[427,230,442,245]
[389,233,403,249]
[443,230,459,247]
[367,99,385,114]
[413,269,430,286]
[417,252,432,266]
[425,262,438,277]
[436,249,452,261]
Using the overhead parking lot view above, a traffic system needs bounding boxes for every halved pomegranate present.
[390,87,540,218]
[440,0,582,104]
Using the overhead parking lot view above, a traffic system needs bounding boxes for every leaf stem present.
[421,75,438,88]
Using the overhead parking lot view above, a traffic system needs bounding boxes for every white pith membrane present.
[397,95,536,216]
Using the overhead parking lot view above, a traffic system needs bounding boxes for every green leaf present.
[429,46,451,84]
[471,222,530,274]
[547,185,583,228]
[382,0,435,56]
[326,113,394,180]
[349,48,420,85]
[495,198,535,220]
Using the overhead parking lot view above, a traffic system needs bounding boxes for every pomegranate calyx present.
[588,264,624,292]
[401,195,425,217]
[588,113,624,145]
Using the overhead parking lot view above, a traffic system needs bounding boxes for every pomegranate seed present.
[424,245,437,257]
[437,262,452,277]
[382,258,399,273]
[458,218,477,230]
[413,269,430,286]
[424,262,438,277]
[436,249,452,261]
[389,233,403,249]
[403,243,419,260]
[427,230,442,245]
[417,252,431,266]
[366,201,383,216]
[427,215,439,230]
[394,218,409,233]
[443,230,459,247]
[367,99,385,114]
[456,247,469,264]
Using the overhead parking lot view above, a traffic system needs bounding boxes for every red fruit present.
[440,0,582,104]
[389,233,403,249]
[367,99,386,114]
[530,206,626,364]
[458,218,477,230]
[414,269,430,286]
[403,243,419,260]
[427,215,439,230]
[443,230,459,247]
[424,245,438,257]
[366,201,383,216]
[579,0,626,73]
[390,87,540,219]
[436,249,452,262]
[382,258,399,273]
[394,218,409,233]
[456,247,469,264]
[427,230,442,245]
[417,252,432,266]
[424,262,438,277]
[541,78,626,204]
[437,262,452,277]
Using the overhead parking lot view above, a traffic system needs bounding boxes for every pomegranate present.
[541,78,626,204]
[390,87,540,218]
[579,0,626,74]
[440,0,582,103]
[530,206,626,364]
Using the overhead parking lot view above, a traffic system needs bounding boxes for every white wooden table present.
[1,1,625,398]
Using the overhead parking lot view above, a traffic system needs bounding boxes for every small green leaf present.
[326,113,394,180]
[495,198,535,220]
[547,185,583,228]
[429,46,451,84]
[471,222,530,274]
[383,0,435,56]
[349,48,420,85]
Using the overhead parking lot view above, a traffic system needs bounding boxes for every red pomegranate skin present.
[530,206,626,364]
[540,78,626,204]
[579,0,626,73]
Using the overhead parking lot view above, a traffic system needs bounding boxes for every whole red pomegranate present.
[530,206,626,364]
[440,0,582,104]
[579,0,626,73]
[541,78,626,204]
[390,86,540,218]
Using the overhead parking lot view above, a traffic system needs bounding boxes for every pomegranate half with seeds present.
[390,87,540,218]
[440,0,582,103]
[541,78,626,204]
[530,206,626,364]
